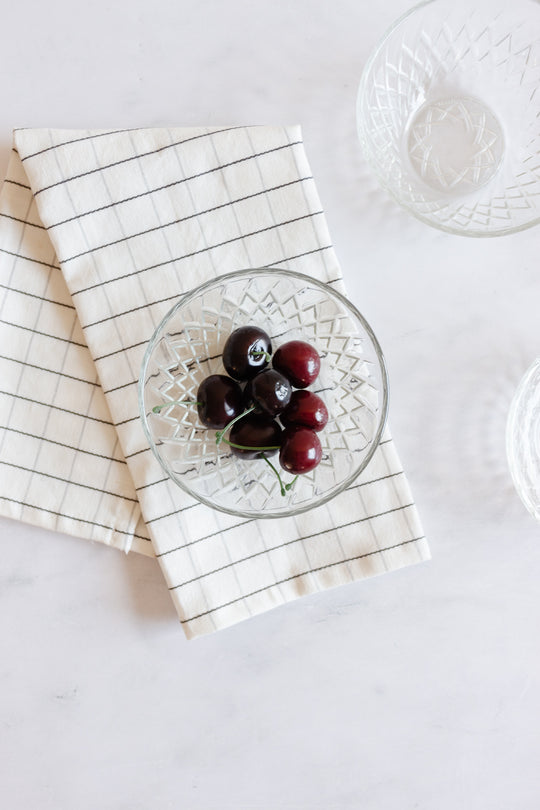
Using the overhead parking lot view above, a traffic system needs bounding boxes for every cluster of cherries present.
[155,325,328,496]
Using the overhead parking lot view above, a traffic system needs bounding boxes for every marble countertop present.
[2,1,540,807]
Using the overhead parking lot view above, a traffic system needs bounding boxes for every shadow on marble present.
[0,135,14,185]
[411,335,536,525]
[122,548,178,625]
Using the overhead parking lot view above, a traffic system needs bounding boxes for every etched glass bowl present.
[139,268,388,519]
[357,0,540,236]
[506,358,540,521]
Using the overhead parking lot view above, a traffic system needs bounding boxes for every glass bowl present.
[506,358,540,521]
[357,0,540,236]
[139,267,388,519]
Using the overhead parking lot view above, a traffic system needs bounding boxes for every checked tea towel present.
[0,125,429,638]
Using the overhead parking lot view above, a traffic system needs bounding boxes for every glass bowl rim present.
[356,0,540,238]
[138,266,389,519]
[506,357,540,521]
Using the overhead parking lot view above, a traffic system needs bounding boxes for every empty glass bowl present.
[506,358,540,521]
[357,0,540,236]
[139,267,388,519]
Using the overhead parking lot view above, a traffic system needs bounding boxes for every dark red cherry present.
[279,426,322,474]
[280,390,328,432]
[272,340,320,388]
[222,325,272,381]
[251,368,292,416]
[196,374,243,429]
[229,413,283,459]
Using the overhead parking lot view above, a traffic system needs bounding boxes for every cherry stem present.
[262,456,298,497]
[152,399,199,414]
[249,349,272,363]
[220,437,297,498]
[215,405,256,445]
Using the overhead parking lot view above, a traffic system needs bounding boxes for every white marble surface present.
[2,1,540,807]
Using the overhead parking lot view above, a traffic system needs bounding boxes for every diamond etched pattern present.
[357,0,540,236]
[140,269,387,518]
[408,97,504,191]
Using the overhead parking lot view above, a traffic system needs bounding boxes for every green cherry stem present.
[152,399,200,414]
[219,436,298,498]
[215,405,256,445]
[249,349,272,363]
[262,456,298,497]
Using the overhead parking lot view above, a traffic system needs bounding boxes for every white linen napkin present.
[0,125,429,638]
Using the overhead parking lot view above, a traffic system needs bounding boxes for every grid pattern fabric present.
[0,125,429,638]
[0,150,152,555]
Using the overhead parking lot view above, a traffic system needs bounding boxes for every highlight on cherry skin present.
[273,340,321,388]
[280,390,328,432]
[222,325,272,380]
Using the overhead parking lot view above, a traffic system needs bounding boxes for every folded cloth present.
[0,125,429,638]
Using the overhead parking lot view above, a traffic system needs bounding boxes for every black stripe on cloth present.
[0,246,60,270]
[0,212,46,229]
[0,283,75,310]
[0,353,100,387]
[30,127,242,193]
[124,447,150,460]
[162,493,412,566]
[33,132,294,200]
[59,175,313,263]
[3,179,31,190]
[83,291,183,331]
[157,468,404,555]
[0,494,150,539]
[170,503,416,590]
[69,210,324,291]
[0,459,138,502]
[165,518,258,556]
[135,476,169,491]
[145,502,201,524]
[95,325,284,368]
[0,425,127,464]
[0,319,87,348]
[90,242,334,364]
[114,414,141,427]
[144,437,395,523]
[0,389,114,425]
[94,338,148,362]
[19,128,140,160]
[76,243,333,301]
[108,366,211,396]
[102,379,136,395]
[179,535,426,624]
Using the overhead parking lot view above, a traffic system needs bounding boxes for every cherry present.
[279,426,322,475]
[196,374,243,429]
[251,368,292,416]
[222,325,272,381]
[272,340,320,388]
[280,390,328,432]
[228,412,283,459]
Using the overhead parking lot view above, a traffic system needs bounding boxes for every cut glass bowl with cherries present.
[139,268,388,519]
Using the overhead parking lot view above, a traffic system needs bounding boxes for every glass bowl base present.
[407,96,504,195]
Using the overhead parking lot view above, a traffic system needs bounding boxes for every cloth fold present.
[0,125,429,638]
